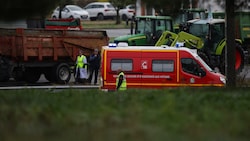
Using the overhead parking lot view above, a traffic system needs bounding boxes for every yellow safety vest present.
[116,72,127,90]
[77,55,86,68]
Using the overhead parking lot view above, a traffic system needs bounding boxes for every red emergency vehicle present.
[100,45,226,90]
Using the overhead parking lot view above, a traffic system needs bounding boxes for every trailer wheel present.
[44,68,56,82]
[0,69,10,82]
[220,43,245,75]
[12,68,25,81]
[0,57,10,82]
[55,63,71,84]
[24,68,41,83]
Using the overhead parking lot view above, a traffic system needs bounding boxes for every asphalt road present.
[105,28,131,37]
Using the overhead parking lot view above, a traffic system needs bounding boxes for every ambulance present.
[100,45,226,90]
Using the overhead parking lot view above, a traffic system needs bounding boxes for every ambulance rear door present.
[107,49,142,89]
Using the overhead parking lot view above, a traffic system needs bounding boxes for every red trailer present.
[45,18,83,30]
[0,28,109,83]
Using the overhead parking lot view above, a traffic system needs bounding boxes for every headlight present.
[220,76,226,84]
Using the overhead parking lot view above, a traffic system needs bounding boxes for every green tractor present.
[156,18,247,74]
[174,8,207,33]
[212,11,250,54]
[114,15,173,46]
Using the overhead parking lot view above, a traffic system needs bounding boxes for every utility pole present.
[225,0,236,87]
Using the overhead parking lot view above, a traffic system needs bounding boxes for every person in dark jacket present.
[87,48,101,85]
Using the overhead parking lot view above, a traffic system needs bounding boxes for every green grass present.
[82,20,130,29]
[0,87,250,141]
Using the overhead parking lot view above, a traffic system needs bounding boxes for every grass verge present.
[0,87,250,141]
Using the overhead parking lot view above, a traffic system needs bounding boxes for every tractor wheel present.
[219,43,244,75]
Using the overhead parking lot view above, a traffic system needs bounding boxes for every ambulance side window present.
[111,59,133,71]
[152,60,174,72]
[181,58,200,76]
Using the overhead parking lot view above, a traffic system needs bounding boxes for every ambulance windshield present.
[196,55,213,72]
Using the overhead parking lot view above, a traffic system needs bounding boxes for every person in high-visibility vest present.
[75,50,88,84]
[116,69,127,90]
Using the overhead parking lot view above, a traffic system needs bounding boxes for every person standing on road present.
[116,69,127,91]
[87,48,101,85]
[75,50,88,84]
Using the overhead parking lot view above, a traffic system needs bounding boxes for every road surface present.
[105,28,130,37]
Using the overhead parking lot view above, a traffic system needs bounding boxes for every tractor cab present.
[114,15,173,46]
[187,19,225,52]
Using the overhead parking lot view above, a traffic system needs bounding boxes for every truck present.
[114,15,173,46]
[0,28,109,83]
[100,45,225,90]
[155,15,249,75]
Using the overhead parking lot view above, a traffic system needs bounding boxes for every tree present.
[141,0,198,17]
[57,0,74,19]
[0,0,75,20]
[110,0,135,24]
[75,0,95,8]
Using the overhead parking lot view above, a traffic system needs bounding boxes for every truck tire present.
[24,68,41,83]
[55,63,71,84]
[220,43,245,74]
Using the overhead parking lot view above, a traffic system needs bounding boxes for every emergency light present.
[108,43,117,48]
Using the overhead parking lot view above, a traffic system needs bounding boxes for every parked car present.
[51,5,89,20]
[83,2,116,21]
[119,4,135,21]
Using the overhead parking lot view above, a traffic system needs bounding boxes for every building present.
[135,0,155,16]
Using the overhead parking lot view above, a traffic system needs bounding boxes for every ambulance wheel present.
[55,63,71,84]
[220,43,244,75]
